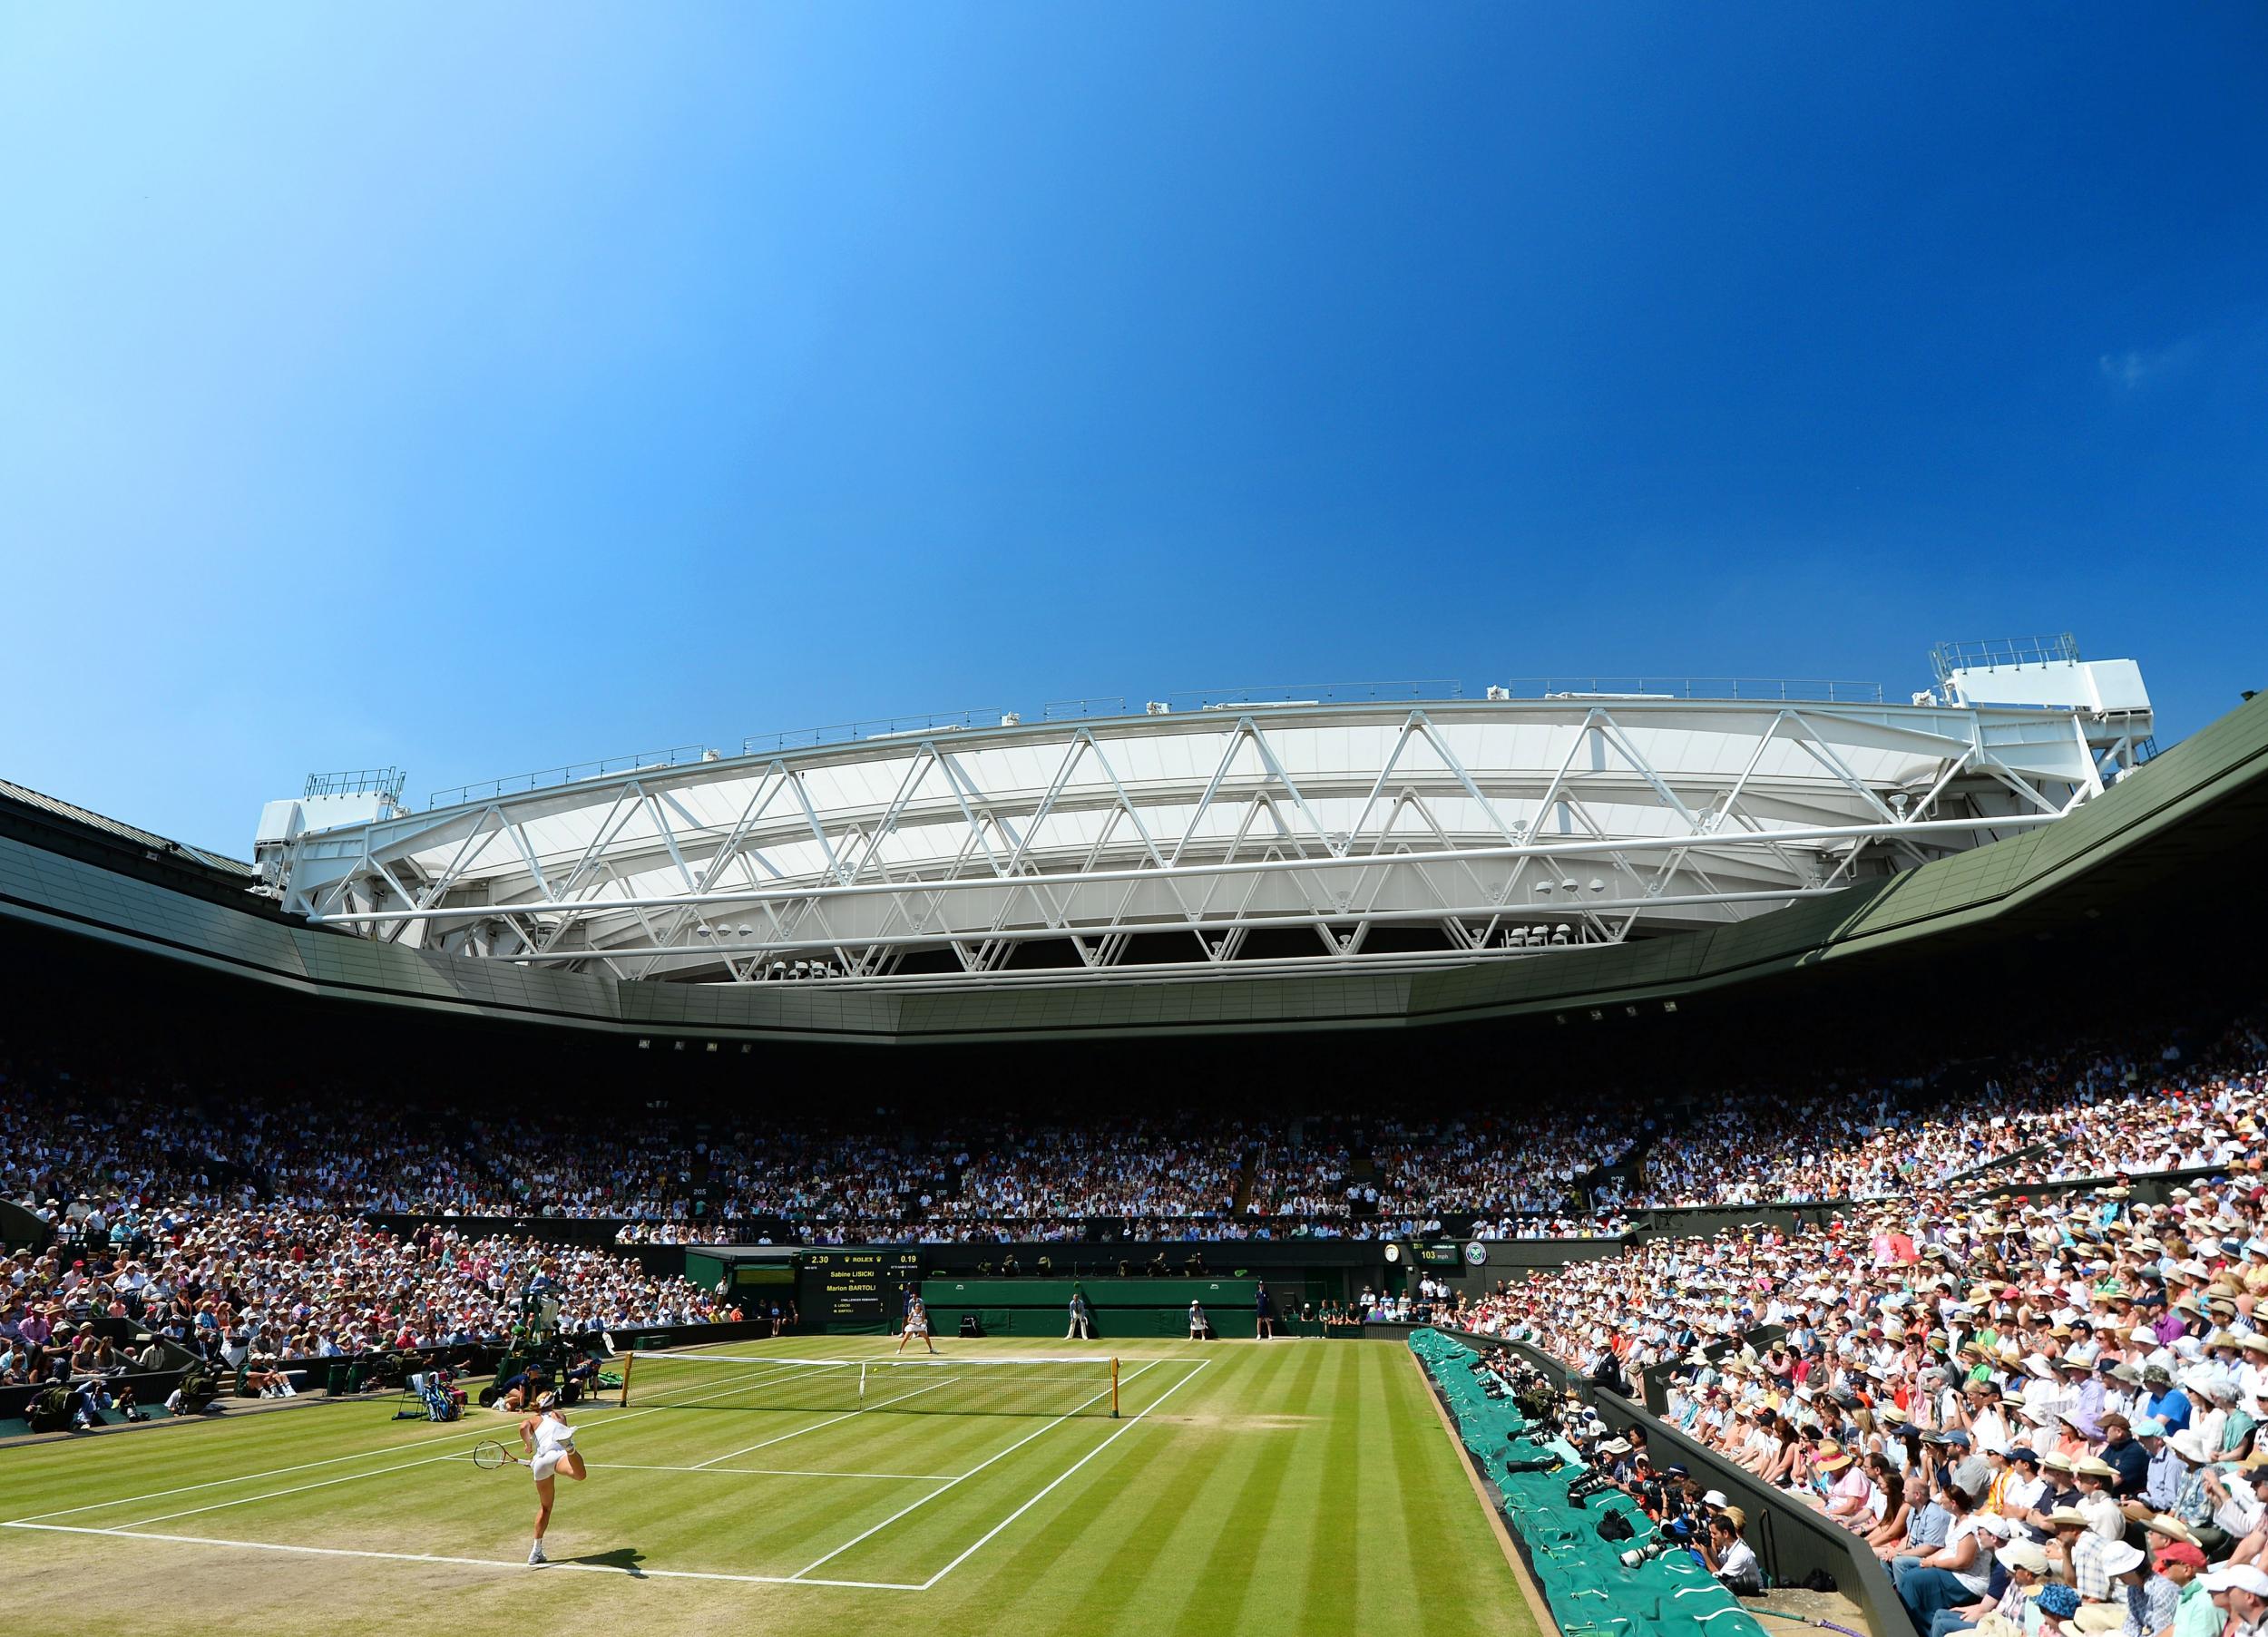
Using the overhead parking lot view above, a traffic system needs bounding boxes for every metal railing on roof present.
[428,746,709,810]
[305,768,407,801]
[424,676,1893,809]
[1500,677,1882,703]
[738,710,1013,758]
[1045,677,1878,717]
[1930,634,2080,683]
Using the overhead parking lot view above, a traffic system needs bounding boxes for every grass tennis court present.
[0,1336,1537,1637]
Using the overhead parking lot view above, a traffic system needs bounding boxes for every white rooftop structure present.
[252,644,2155,994]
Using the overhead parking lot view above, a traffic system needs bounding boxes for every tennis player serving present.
[895,1292,938,1355]
[521,1389,587,1564]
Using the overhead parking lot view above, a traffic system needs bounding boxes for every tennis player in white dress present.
[520,1390,588,1564]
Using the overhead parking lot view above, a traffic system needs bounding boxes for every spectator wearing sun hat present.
[2204,1563,2268,1637]
[1819,1441,1873,1525]
[2074,1538,2180,1637]
[2032,1582,2084,1637]
[2073,1457,2128,1539]
[2042,1506,2109,1603]
[2165,1432,2231,1551]
[1924,1537,2052,1637]
[2149,1541,2219,1637]
[2096,1413,2149,1497]
[1992,1447,2052,1531]
[2147,1367,2198,1435]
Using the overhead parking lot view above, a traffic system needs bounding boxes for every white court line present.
[686,1370,970,1469]
[5,1355,1207,1593]
[1,1520,920,1591]
[5,1350,820,1526]
[103,1356,834,1531]
[116,1451,473,1530]
[107,1359,822,1532]
[787,1360,1161,1583]
[593,1464,959,1480]
[7,1423,503,1525]
[918,1357,1210,1589]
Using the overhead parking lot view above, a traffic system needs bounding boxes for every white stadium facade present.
[11,634,2263,1044]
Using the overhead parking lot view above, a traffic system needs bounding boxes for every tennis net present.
[620,1352,1122,1418]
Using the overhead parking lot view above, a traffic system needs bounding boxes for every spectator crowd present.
[1442,1009,2268,1635]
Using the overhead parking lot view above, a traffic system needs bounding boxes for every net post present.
[1111,1356,1119,1418]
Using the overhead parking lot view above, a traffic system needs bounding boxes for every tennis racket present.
[472,1440,518,1469]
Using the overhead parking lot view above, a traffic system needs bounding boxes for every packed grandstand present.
[8,997,2262,1389]
[5,681,2265,1637]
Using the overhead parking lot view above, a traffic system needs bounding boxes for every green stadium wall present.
[921,1276,1265,1339]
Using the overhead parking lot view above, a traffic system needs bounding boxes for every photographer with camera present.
[1698,1507,1762,1596]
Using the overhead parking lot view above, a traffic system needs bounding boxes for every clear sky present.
[3,5,2262,853]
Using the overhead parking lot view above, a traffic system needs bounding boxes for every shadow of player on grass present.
[568,1545,649,1577]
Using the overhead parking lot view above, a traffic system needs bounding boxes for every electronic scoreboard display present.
[797,1248,923,1326]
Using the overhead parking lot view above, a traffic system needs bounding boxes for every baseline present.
[1,1519,919,1591]
[5,1349,821,1527]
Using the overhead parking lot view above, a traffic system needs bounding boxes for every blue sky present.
[3,5,2262,853]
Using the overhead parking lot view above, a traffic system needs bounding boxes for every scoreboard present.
[797,1248,923,1327]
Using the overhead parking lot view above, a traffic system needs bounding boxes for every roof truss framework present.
[262,698,2141,989]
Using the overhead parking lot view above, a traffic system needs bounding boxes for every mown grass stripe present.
[1296,1344,1364,1630]
[1380,1349,1512,1633]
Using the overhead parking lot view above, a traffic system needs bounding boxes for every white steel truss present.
[255,695,2149,989]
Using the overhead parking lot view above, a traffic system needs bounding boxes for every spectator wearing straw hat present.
[2074,1457,2127,1539]
[1820,1441,1872,1525]
[2043,1507,2107,1603]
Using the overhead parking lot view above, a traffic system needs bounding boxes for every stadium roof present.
[0,690,2262,1044]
